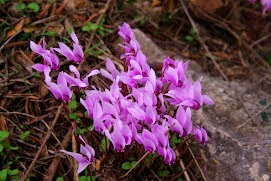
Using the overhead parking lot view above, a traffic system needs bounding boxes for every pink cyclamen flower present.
[60,135,95,174]
[31,64,52,85]
[30,39,60,70]
[64,65,100,88]
[46,72,73,102]
[261,0,271,14]
[118,22,134,43]
[192,126,208,144]
[135,129,158,153]
[249,0,271,14]
[54,32,84,63]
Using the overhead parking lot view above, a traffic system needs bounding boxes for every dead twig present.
[44,128,72,181]
[180,0,229,81]
[174,149,191,181]
[0,30,22,52]
[250,32,271,48]
[119,152,149,179]
[185,140,207,181]
[72,122,79,181]
[21,103,63,181]
[180,159,191,181]
[237,102,271,129]
[85,0,113,51]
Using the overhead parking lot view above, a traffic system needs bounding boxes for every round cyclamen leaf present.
[27,2,40,12]
[82,22,99,32]
[122,162,131,170]
[130,161,137,167]
[7,169,19,176]
[68,100,77,110]
[69,113,78,120]
[0,144,3,153]
[0,169,8,181]
[0,131,9,141]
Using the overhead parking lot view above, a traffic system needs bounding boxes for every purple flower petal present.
[54,42,74,60]
[71,32,79,45]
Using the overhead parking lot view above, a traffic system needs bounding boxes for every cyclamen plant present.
[30,22,214,174]
[249,0,271,14]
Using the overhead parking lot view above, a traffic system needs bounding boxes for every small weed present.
[100,137,109,151]
[16,2,40,13]
[0,131,20,180]
[184,28,198,43]
[19,130,30,140]
[170,134,181,148]
[121,160,137,170]
[84,42,104,57]
[82,18,112,36]
[259,99,270,122]
[0,0,8,4]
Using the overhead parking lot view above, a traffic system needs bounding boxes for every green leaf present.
[177,178,184,181]
[259,99,267,106]
[140,19,146,25]
[184,35,194,42]
[72,93,76,100]
[75,128,87,135]
[39,31,57,37]
[16,2,26,11]
[128,156,136,161]
[0,0,8,4]
[261,112,268,121]
[7,169,19,176]
[190,28,196,35]
[15,156,21,161]
[82,22,99,32]
[48,0,56,4]
[144,154,152,167]
[0,144,3,153]
[11,175,20,181]
[27,2,40,12]
[0,169,8,181]
[20,130,30,140]
[79,176,91,181]
[265,55,271,64]
[158,170,169,177]
[98,29,105,36]
[130,161,137,167]
[68,113,78,120]
[7,161,13,166]
[68,100,77,110]
[122,162,131,170]
[101,138,108,151]
[56,177,64,181]
[31,72,41,78]
[128,0,137,4]
[87,125,93,131]
[0,131,9,141]
[171,135,181,144]
[104,28,113,33]
[8,146,19,151]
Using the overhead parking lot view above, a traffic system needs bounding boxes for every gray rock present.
[132,28,271,181]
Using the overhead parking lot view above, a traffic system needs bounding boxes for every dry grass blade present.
[21,103,63,181]
[44,128,72,181]
[237,102,271,129]
[180,0,229,81]
[119,152,149,179]
[185,140,207,181]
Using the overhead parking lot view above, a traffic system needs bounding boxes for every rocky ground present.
[132,28,271,181]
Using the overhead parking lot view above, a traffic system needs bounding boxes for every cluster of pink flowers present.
[30,23,214,174]
[249,0,271,14]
